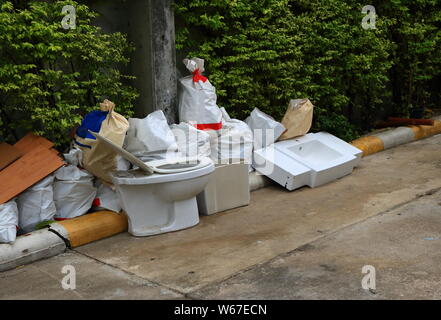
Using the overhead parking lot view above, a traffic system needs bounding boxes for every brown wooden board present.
[0,143,24,171]
[0,145,64,204]
[13,132,54,154]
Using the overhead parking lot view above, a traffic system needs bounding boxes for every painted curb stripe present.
[350,136,384,157]
[409,120,441,140]
[351,120,441,157]
[374,127,415,150]
[58,211,128,248]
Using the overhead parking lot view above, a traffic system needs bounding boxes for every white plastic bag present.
[0,200,18,243]
[17,175,56,233]
[178,58,222,130]
[245,108,286,150]
[125,110,178,154]
[53,165,97,219]
[116,155,131,171]
[63,148,83,167]
[92,181,121,213]
[208,108,253,165]
[170,122,211,159]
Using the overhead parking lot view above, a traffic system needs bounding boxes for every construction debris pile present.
[5,57,418,244]
[0,134,64,242]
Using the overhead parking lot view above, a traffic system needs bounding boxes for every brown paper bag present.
[278,98,314,140]
[75,100,129,185]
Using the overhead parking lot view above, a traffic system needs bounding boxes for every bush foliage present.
[175,0,441,140]
[0,0,138,147]
[373,0,441,116]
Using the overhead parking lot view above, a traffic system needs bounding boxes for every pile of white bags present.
[0,200,18,243]
[208,108,253,165]
[170,122,211,159]
[178,58,223,130]
[245,108,286,150]
[17,175,57,233]
[92,181,121,213]
[53,165,97,219]
[125,110,178,155]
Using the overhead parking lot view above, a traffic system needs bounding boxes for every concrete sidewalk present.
[1,134,440,299]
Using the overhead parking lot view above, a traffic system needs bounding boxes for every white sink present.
[253,132,362,190]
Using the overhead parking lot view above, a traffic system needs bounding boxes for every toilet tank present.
[197,163,250,215]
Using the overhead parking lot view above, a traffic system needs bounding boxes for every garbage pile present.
[0,101,127,243]
[0,133,64,242]
[1,56,356,243]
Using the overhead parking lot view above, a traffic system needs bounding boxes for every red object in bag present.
[178,58,223,130]
[192,69,207,83]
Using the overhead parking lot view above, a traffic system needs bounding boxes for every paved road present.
[1,134,441,299]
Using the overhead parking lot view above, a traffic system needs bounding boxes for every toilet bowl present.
[90,130,215,236]
[112,158,214,236]
[253,132,362,190]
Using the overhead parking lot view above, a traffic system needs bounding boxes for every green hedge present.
[175,0,441,141]
[0,0,138,147]
[373,0,441,116]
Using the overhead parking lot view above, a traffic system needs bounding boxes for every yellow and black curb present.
[1,117,440,271]
[351,118,441,157]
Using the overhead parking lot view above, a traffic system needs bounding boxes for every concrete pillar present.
[149,0,178,123]
[92,0,178,123]
[128,0,178,122]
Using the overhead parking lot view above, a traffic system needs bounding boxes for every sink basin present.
[253,132,362,190]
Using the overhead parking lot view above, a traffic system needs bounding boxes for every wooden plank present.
[0,143,24,170]
[0,145,64,204]
[49,148,60,156]
[13,132,54,154]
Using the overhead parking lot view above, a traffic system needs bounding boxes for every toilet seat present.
[112,160,214,185]
[89,130,213,174]
[146,156,212,173]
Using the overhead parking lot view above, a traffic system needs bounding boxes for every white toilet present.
[112,158,214,236]
[253,132,362,190]
[90,131,215,237]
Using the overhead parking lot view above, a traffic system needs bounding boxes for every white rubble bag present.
[178,57,223,130]
[208,108,253,165]
[245,108,286,150]
[63,147,82,166]
[17,175,57,233]
[0,200,18,243]
[125,110,178,155]
[278,98,314,140]
[92,181,122,213]
[170,122,211,158]
[53,165,97,219]
[116,155,131,171]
